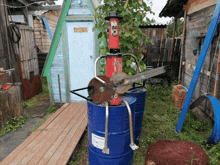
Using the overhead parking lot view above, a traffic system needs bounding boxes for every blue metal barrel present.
[127,88,146,142]
[87,96,136,165]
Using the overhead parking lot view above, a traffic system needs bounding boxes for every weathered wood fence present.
[12,25,39,80]
[143,38,182,66]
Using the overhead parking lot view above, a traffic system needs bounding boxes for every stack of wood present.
[0,68,23,128]
[172,85,187,109]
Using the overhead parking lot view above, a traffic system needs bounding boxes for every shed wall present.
[183,4,220,114]
[34,10,60,53]
[50,36,66,103]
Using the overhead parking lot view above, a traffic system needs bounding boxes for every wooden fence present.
[143,38,182,66]
[12,25,39,80]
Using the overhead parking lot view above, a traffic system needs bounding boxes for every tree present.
[93,0,154,76]
[166,18,183,39]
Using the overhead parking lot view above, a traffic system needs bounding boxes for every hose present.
[8,24,21,43]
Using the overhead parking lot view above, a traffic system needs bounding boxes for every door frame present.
[62,16,99,103]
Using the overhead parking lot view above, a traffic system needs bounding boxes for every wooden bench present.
[0,103,87,165]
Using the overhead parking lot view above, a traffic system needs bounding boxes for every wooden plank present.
[28,6,61,11]
[0,103,69,165]
[56,116,87,165]
[12,103,80,165]
[188,0,217,15]
[31,104,87,165]
[19,29,24,61]
[22,30,27,61]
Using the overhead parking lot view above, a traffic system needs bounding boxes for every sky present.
[55,0,172,24]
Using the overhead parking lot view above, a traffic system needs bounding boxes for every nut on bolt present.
[99,87,105,92]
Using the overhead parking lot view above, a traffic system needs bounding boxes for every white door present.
[66,21,95,102]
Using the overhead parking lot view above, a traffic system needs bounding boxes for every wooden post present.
[0,0,10,70]
[178,8,187,84]
[169,17,177,62]
[210,48,220,117]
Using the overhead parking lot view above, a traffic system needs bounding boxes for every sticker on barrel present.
[92,133,105,149]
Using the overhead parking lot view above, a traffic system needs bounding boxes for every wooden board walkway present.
[0,103,87,165]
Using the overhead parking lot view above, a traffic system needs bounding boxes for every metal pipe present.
[94,55,107,84]
[122,53,142,73]
[102,102,110,154]
[122,100,139,150]
[58,74,62,107]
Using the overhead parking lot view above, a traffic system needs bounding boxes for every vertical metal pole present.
[122,100,139,150]
[58,74,62,107]
[176,1,220,133]
[102,102,110,154]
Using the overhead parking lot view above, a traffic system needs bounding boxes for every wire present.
[0,1,49,8]
[8,24,21,43]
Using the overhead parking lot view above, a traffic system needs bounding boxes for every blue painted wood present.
[68,0,92,15]
[66,21,95,102]
[50,36,67,103]
[42,18,53,40]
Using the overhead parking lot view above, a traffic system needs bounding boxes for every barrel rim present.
[87,95,136,107]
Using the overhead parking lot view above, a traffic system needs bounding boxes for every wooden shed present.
[160,0,220,114]
[33,10,61,74]
[42,0,102,103]
[33,10,61,54]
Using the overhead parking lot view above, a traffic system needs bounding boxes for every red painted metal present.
[106,57,122,78]
[109,18,119,49]
[106,17,122,105]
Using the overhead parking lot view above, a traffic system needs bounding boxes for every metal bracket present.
[94,55,107,84]
[102,102,110,154]
[122,100,139,150]
[70,87,92,101]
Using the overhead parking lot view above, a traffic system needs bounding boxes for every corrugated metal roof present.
[140,21,167,28]
[159,0,188,18]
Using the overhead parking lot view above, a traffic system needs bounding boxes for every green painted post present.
[43,0,72,77]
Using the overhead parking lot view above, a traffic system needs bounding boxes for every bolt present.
[99,87,105,92]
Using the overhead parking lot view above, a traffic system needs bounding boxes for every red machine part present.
[106,17,122,105]
[109,18,119,49]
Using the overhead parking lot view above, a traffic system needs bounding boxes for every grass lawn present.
[68,84,220,165]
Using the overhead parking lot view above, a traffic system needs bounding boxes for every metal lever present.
[102,102,110,154]
[122,100,139,150]
[94,55,107,84]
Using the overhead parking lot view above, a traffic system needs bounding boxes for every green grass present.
[22,77,50,108]
[68,129,88,165]
[134,84,220,165]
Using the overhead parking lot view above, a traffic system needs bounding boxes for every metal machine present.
[70,11,167,164]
